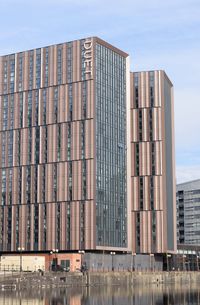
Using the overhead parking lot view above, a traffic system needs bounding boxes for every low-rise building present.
[177,179,200,245]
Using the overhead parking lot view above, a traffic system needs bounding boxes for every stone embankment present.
[0,271,200,290]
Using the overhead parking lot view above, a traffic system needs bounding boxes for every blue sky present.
[0,0,200,183]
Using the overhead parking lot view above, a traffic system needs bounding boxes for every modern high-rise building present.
[177,179,200,245]
[0,37,130,253]
[130,71,177,254]
[0,37,176,256]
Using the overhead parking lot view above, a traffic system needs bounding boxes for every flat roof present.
[0,36,129,58]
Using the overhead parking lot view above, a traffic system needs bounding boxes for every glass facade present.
[95,43,127,248]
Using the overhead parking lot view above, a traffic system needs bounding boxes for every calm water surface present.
[0,285,200,304]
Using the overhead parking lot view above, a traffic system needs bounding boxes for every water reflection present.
[0,285,200,305]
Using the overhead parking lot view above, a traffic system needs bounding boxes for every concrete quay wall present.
[1,272,200,290]
[87,271,200,286]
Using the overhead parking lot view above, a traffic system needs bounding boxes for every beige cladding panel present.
[77,161,82,200]
[20,167,26,205]
[64,85,69,122]
[139,72,144,108]
[39,126,44,164]
[154,142,160,176]
[131,109,138,142]
[145,72,150,107]
[130,143,135,177]
[46,87,52,125]
[72,41,77,83]
[53,45,57,85]
[142,108,147,141]
[39,48,44,88]
[38,203,43,251]
[38,89,42,126]
[85,200,95,249]
[70,201,80,249]
[31,128,35,164]
[156,211,164,252]
[130,72,134,108]
[21,204,27,248]
[140,142,151,176]
[12,167,18,205]
[37,165,42,204]
[71,121,79,161]
[46,202,51,250]
[46,164,52,202]
[72,162,77,200]
[30,165,34,204]
[60,202,66,250]
[52,124,57,162]
[47,125,53,163]
[2,208,7,249]
[57,163,64,202]
[11,205,16,250]
[51,202,56,248]
[77,82,82,120]
[154,71,162,107]
[87,80,94,118]
[60,122,65,162]
[131,213,136,253]
[132,177,139,211]
[143,176,149,210]
[85,119,94,159]
[64,162,68,201]
[58,85,65,123]
[153,107,162,141]
[87,159,94,200]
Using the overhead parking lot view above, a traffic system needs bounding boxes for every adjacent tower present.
[130,71,176,254]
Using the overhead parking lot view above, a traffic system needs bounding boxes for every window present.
[29,51,34,89]
[57,46,63,85]
[27,91,32,127]
[68,162,72,201]
[18,53,23,91]
[36,49,41,89]
[9,56,15,93]
[149,71,154,107]
[54,87,58,123]
[81,121,85,159]
[67,123,71,160]
[45,48,49,87]
[67,42,73,82]
[82,81,87,118]
[68,84,73,121]
[1,169,6,205]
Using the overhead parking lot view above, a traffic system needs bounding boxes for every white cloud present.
[176,165,200,184]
